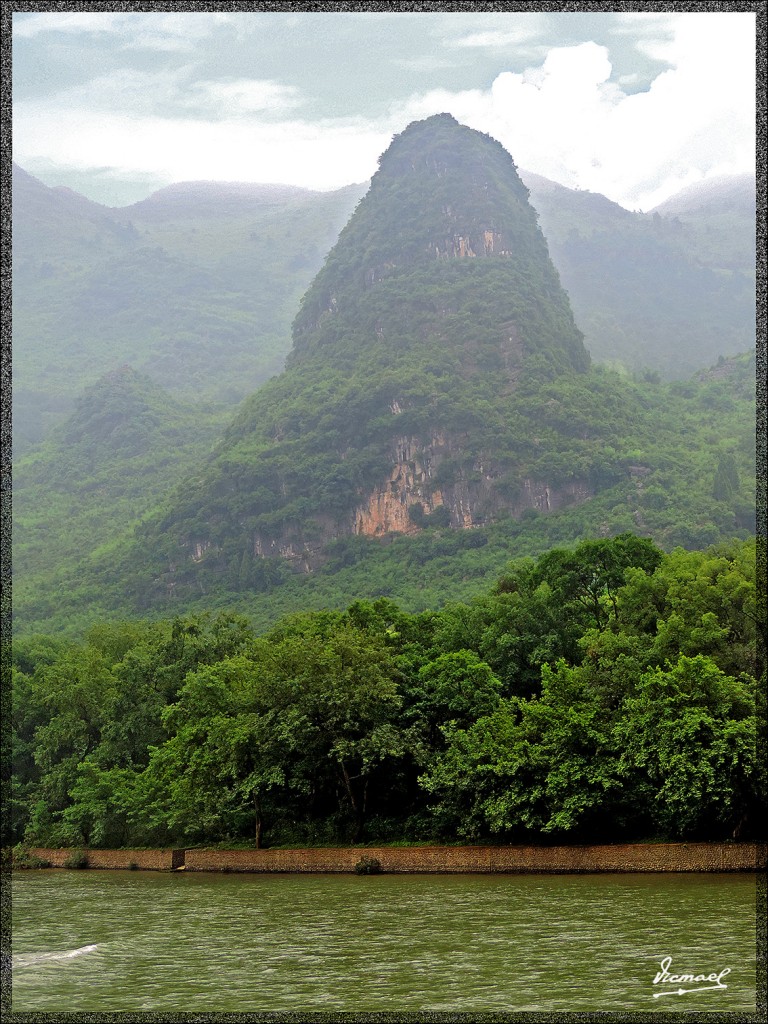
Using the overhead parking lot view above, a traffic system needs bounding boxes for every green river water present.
[11,868,757,1013]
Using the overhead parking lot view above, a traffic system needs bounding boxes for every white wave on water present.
[13,944,99,968]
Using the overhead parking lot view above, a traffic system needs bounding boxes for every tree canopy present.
[11,536,760,850]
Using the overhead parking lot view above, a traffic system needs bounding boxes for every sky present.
[11,8,758,212]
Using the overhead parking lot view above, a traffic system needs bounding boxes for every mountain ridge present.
[11,163,366,450]
[13,158,753,454]
[11,132,755,635]
[649,173,755,217]
[112,116,753,615]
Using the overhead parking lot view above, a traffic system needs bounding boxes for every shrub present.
[11,845,51,870]
[354,855,382,875]
[64,850,90,869]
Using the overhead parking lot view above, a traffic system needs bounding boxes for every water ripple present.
[11,869,757,1013]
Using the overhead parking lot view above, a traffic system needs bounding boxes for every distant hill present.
[121,180,317,217]
[12,164,134,257]
[13,367,222,611]
[521,170,755,379]
[13,161,755,455]
[12,164,365,451]
[521,170,635,232]
[650,174,755,217]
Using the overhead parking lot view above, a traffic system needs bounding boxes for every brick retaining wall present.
[183,842,765,874]
[27,842,764,873]
[29,848,177,870]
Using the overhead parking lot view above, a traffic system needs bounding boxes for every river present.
[11,869,757,1012]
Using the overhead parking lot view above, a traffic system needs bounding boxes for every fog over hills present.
[11,117,754,636]
[12,163,366,451]
[12,156,754,453]
[649,173,755,217]
[118,180,365,220]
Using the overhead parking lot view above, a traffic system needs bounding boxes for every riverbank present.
[23,841,766,873]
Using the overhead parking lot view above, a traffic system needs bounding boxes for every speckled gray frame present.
[0,3,764,1023]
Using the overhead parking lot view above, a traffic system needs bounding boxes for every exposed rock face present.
[191,541,213,563]
[230,429,595,577]
[353,436,445,537]
[352,433,593,539]
[433,229,510,260]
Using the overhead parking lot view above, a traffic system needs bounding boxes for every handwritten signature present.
[652,955,731,998]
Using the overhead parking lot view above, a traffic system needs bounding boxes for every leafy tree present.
[713,452,741,501]
[60,759,138,848]
[617,655,758,837]
[23,645,117,845]
[135,617,407,845]
[531,534,663,630]
[420,659,633,840]
[407,650,502,746]
[10,538,760,847]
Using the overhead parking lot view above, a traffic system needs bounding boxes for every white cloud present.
[393,13,755,210]
[122,13,236,52]
[190,79,304,116]
[451,29,542,49]
[439,11,547,49]
[394,56,458,72]
[17,67,197,118]
[12,11,755,211]
[15,66,305,126]
[13,10,237,49]
[13,101,388,192]
[612,11,678,34]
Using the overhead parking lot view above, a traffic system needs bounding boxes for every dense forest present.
[12,349,756,639]
[10,535,761,850]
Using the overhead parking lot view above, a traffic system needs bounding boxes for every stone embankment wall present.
[29,848,181,870]
[183,842,765,874]
[28,843,764,873]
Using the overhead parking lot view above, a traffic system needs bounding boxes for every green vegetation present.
[12,332,755,639]
[13,142,754,454]
[525,172,755,379]
[12,164,364,451]
[355,856,382,874]
[10,121,758,862]
[11,117,755,640]
[291,115,587,374]
[10,845,51,869]
[12,367,229,633]
[63,850,90,869]
[9,536,761,850]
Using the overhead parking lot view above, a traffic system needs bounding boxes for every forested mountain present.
[9,121,759,851]
[522,171,755,378]
[12,115,754,638]
[131,115,587,578]
[650,173,755,218]
[12,153,753,453]
[13,367,223,629]
[12,163,365,451]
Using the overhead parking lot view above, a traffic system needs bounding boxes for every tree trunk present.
[340,762,365,843]
[340,762,358,816]
[254,793,263,850]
